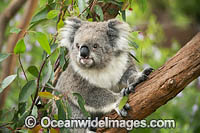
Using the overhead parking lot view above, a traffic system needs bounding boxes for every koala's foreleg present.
[116,67,153,117]
[122,67,154,95]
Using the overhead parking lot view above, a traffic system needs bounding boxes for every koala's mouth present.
[79,58,94,67]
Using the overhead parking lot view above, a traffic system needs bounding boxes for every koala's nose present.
[80,46,89,58]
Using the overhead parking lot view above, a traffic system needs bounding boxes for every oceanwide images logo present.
[25,116,176,130]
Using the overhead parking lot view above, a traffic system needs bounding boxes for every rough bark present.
[0,0,27,52]
[0,0,38,109]
[97,33,200,132]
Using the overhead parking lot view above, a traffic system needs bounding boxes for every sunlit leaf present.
[47,10,59,19]
[0,74,17,93]
[57,19,64,30]
[14,39,26,54]
[119,95,128,110]
[18,80,36,103]
[38,92,59,100]
[35,32,51,54]
[0,53,10,62]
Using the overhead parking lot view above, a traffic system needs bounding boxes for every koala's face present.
[71,23,113,69]
[60,17,130,70]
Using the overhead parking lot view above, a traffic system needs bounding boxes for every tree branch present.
[0,0,27,52]
[97,32,200,132]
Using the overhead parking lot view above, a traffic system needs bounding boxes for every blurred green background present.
[0,0,200,133]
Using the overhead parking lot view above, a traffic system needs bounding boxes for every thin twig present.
[29,0,67,115]
[29,58,47,115]
[18,54,28,81]
[78,0,94,17]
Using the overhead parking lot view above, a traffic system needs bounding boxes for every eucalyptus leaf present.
[94,5,104,21]
[10,27,21,34]
[27,66,39,77]
[0,74,17,93]
[0,53,10,62]
[31,7,49,23]
[35,32,51,54]
[57,19,64,30]
[56,100,66,121]
[18,80,36,103]
[38,92,54,99]
[119,95,128,110]
[14,39,26,54]
[41,61,53,85]
[78,0,86,13]
[47,10,59,19]
[73,93,90,117]
[65,101,72,119]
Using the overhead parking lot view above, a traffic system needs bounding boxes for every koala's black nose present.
[80,46,89,58]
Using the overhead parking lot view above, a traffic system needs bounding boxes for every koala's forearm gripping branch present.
[97,32,200,133]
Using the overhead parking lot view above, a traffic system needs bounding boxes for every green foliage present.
[10,27,21,34]
[18,80,36,103]
[0,0,199,132]
[94,5,104,21]
[27,66,39,77]
[73,93,91,117]
[0,74,17,93]
[47,10,60,19]
[14,39,26,54]
[0,53,10,62]
[119,96,129,110]
[34,32,51,55]
[78,0,86,13]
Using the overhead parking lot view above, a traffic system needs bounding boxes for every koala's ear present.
[59,17,82,49]
[107,19,131,51]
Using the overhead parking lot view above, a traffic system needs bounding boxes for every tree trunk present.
[97,32,200,132]
[0,0,38,109]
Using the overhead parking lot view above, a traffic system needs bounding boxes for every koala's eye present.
[93,43,99,49]
[76,43,80,49]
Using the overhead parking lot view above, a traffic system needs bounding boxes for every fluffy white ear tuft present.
[107,19,131,51]
[59,17,82,49]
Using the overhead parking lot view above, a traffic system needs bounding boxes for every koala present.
[54,17,153,132]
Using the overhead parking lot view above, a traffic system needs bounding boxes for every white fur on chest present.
[71,53,128,89]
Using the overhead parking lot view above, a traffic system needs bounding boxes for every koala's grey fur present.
[53,17,148,132]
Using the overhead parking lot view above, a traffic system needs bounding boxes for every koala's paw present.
[142,67,154,76]
[115,103,131,117]
[138,67,154,83]
[121,87,135,96]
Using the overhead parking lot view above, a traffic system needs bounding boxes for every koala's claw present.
[115,108,128,117]
[119,108,128,117]
[116,103,130,117]
[121,87,135,96]
[142,68,154,76]
[124,103,131,110]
